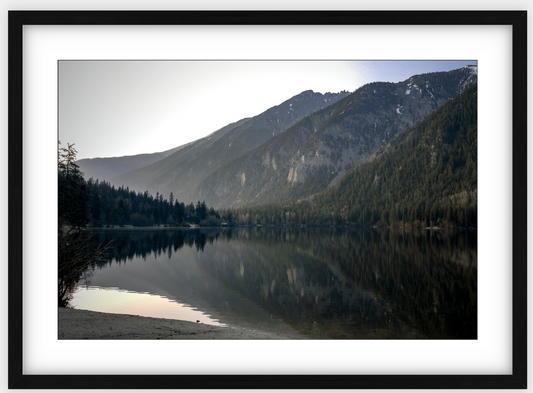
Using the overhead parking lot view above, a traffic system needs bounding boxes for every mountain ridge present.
[110,89,351,201]
[196,66,477,208]
[77,144,186,183]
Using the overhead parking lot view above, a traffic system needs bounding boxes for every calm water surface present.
[73,227,477,339]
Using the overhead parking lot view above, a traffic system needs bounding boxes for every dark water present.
[76,227,477,339]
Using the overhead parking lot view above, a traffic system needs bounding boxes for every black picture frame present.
[8,10,527,389]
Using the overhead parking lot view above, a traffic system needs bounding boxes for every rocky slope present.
[111,90,350,201]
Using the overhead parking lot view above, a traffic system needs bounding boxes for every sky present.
[59,60,477,160]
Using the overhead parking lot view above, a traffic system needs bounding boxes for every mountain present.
[77,144,185,183]
[308,84,478,228]
[110,90,351,201]
[197,66,477,208]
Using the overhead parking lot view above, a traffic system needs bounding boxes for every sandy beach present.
[59,307,304,339]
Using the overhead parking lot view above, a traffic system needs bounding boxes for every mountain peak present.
[464,64,478,74]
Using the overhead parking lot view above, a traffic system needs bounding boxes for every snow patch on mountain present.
[459,66,478,92]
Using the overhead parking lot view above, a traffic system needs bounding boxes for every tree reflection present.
[88,229,219,266]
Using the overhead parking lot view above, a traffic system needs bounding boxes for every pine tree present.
[58,143,90,231]
[58,142,110,307]
[90,192,101,226]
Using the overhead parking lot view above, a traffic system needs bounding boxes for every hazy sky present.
[59,60,476,160]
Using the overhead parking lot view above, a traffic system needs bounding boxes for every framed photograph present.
[8,11,527,389]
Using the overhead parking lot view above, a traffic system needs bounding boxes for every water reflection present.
[71,286,226,326]
[81,228,476,339]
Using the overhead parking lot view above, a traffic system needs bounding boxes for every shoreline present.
[59,307,304,340]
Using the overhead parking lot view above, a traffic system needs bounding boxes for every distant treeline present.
[86,179,227,227]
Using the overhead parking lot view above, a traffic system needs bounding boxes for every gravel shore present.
[59,307,304,339]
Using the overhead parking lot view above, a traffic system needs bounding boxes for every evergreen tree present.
[90,191,101,226]
[196,201,208,221]
[58,142,110,307]
[58,143,90,231]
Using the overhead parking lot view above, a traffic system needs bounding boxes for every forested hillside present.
[226,85,477,229]
[315,85,477,228]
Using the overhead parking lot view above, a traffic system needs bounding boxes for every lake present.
[72,227,477,339]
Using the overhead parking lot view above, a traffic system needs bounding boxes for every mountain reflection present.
[87,228,476,339]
